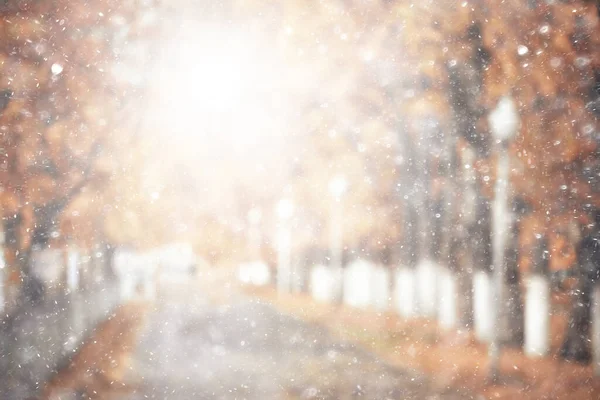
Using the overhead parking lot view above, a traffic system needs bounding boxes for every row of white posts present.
[324,260,556,358]
[112,242,199,301]
[0,247,91,314]
[0,244,173,313]
[238,257,600,368]
[473,269,551,358]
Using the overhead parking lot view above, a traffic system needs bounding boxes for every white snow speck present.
[517,45,529,56]
[51,63,63,75]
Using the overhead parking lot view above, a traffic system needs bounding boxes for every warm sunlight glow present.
[148,21,283,143]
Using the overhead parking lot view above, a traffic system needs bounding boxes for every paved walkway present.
[118,281,474,400]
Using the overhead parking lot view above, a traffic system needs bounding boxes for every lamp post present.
[276,199,294,294]
[66,245,79,293]
[247,207,262,260]
[0,232,4,313]
[329,175,347,303]
[487,95,520,382]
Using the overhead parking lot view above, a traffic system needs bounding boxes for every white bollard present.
[251,262,271,286]
[343,260,372,309]
[66,249,79,292]
[121,274,136,301]
[438,267,457,330]
[291,262,304,293]
[524,274,550,357]
[473,270,494,342]
[79,254,92,290]
[113,250,136,301]
[310,264,337,303]
[593,285,600,376]
[140,254,157,300]
[237,263,252,284]
[66,290,85,352]
[371,265,391,311]
[92,251,105,284]
[142,275,156,300]
[394,266,416,318]
[31,249,64,295]
[417,258,438,317]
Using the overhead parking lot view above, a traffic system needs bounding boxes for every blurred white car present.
[112,248,159,300]
[237,261,271,286]
[153,242,202,281]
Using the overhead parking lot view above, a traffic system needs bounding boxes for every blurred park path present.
[102,276,473,400]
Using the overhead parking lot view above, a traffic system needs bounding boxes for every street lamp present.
[247,208,262,260]
[487,95,520,382]
[276,199,294,294]
[0,232,4,314]
[329,175,347,303]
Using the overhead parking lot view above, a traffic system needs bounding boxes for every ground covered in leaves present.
[247,285,600,400]
[41,302,148,400]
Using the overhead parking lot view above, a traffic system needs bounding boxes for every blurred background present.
[0,0,599,399]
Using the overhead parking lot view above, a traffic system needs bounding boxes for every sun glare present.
[148,21,282,142]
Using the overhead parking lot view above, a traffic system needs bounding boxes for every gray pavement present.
[0,280,120,399]
[119,281,474,400]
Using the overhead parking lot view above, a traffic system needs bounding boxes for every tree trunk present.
[456,145,480,329]
[395,133,420,318]
[472,192,494,342]
[18,248,45,306]
[561,275,593,363]
[560,228,600,363]
[455,173,475,327]
[395,202,419,318]
[3,214,45,306]
[437,178,459,329]
[415,142,436,317]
